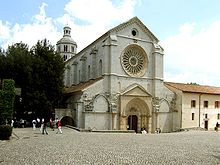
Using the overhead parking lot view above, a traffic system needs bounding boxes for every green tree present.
[4,43,32,120]
[28,39,65,120]
[6,42,32,87]
[0,49,7,82]
[0,79,16,125]
[0,40,65,121]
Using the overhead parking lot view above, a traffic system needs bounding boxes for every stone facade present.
[165,82,220,131]
[56,17,176,133]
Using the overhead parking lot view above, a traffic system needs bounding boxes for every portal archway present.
[61,116,75,126]
[122,98,151,133]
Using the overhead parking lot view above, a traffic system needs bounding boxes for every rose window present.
[121,46,147,77]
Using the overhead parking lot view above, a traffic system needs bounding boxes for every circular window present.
[121,45,147,77]
[131,29,138,37]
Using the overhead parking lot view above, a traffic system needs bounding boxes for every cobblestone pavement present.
[0,127,220,165]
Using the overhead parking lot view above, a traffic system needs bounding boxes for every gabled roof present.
[69,16,159,60]
[109,16,159,42]
[64,77,103,94]
[165,82,220,95]
[121,83,152,97]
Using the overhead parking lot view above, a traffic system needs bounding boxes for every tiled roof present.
[165,82,220,95]
[64,77,103,94]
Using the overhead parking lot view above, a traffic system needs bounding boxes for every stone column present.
[66,65,71,87]
[90,47,98,79]
[148,115,152,133]
[80,56,87,82]
[152,43,164,97]
[72,62,78,85]
[76,102,84,128]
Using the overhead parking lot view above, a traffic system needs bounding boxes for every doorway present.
[204,121,208,130]
[128,115,138,132]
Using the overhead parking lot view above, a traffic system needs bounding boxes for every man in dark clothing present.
[42,121,48,135]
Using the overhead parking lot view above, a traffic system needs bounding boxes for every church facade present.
[55,17,179,133]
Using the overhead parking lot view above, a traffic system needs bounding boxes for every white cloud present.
[0,0,137,52]
[57,0,137,51]
[64,0,136,25]
[161,21,220,86]
[0,3,61,49]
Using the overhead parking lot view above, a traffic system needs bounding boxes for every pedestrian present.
[50,118,54,131]
[32,119,36,130]
[215,122,219,132]
[21,119,25,128]
[37,118,40,128]
[155,128,161,134]
[42,120,48,135]
[11,119,14,127]
[40,118,44,133]
[56,119,62,134]
[141,128,147,134]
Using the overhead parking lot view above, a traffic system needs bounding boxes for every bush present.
[0,125,12,140]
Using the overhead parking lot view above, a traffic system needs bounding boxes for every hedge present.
[0,125,12,140]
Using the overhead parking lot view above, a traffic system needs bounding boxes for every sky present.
[1,0,220,86]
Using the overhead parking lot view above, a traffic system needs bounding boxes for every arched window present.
[99,60,102,76]
[63,55,67,61]
[71,46,74,52]
[64,45,68,52]
[79,70,81,83]
[88,65,91,80]
[66,66,71,86]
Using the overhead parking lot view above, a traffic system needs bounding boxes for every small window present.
[192,113,195,120]
[217,114,220,120]
[64,45,68,52]
[204,101,208,108]
[79,70,81,82]
[191,100,196,108]
[63,55,67,61]
[131,29,138,37]
[71,46,74,52]
[88,65,91,80]
[205,114,208,118]
[215,101,219,108]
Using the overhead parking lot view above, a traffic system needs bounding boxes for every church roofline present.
[64,77,103,95]
[66,16,158,62]
[109,16,159,42]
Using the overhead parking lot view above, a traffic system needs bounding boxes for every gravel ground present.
[0,127,220,165]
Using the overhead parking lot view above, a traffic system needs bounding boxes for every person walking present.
[50,118,54,131]
[36,118,40,128]
[21,119,25,128]
[56,119,62,134]
[11,119,14,127]
[42,120,48,135]
[32,119,36,130]
[40,118,44,133]
[215,122,219,132]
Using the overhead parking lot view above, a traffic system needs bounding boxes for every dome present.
[57,36,77,46]
[57,25,77,46]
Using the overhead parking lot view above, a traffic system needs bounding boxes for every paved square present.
[0,128,220,164]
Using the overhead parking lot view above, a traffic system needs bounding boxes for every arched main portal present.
[121,98,151,133]
[128,115,138,132]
